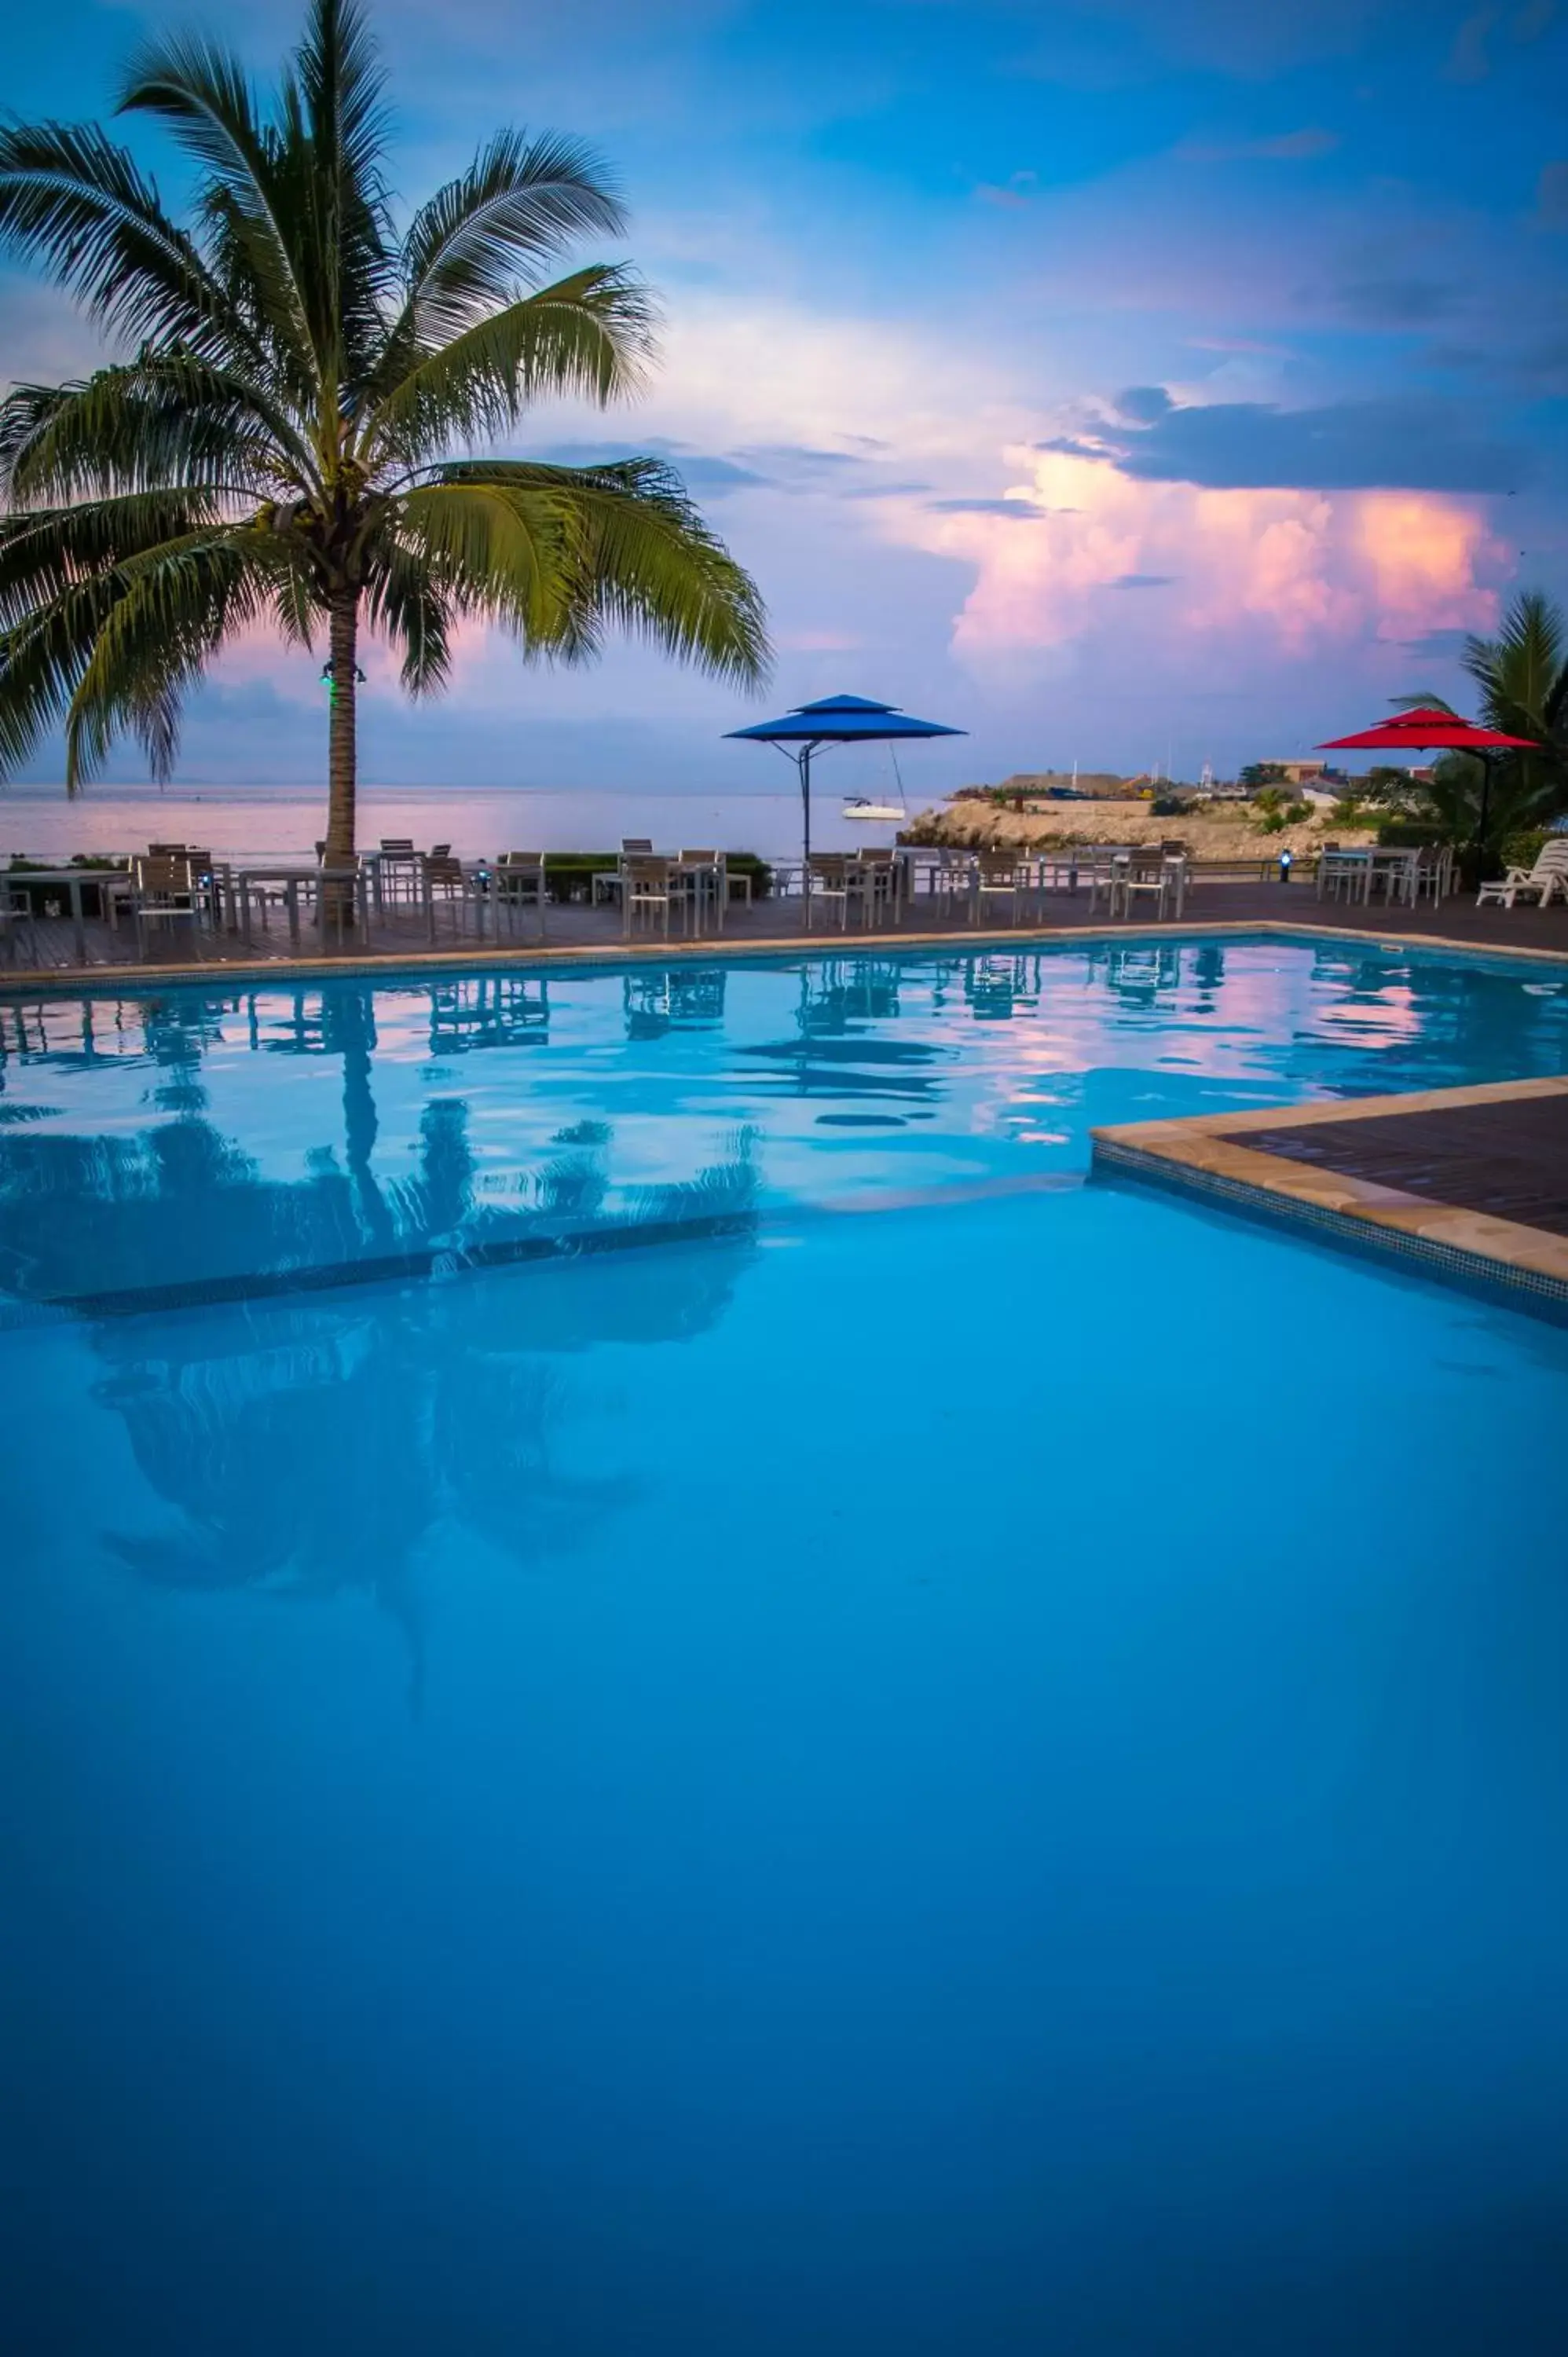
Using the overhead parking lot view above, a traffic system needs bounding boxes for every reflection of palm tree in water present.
[94,1285,636,1715]
[90,1208,756,1709]
[322,984,397,1254]
[143,995,229,1116]
[0,983,761,1703]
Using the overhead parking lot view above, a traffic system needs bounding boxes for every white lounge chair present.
[1476,838,1568,909]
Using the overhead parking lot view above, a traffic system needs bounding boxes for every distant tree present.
[1395,588,1568,868]
[1240,762,1288,790]
[1361,764,1420,808]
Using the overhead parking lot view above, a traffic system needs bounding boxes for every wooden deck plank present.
[1246,1094,1568,1237]
[1092,1076,1568,1318]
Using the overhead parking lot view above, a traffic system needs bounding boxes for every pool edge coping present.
[1091,1076,1568,1315]
[2,913,1566,997]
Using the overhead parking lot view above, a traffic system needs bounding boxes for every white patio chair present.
[623,856,679,938]
[595,840,658,913]
[1114,850,1172,921]
[854,849,899,928]
[1368,849,1418,906]
[928,850,976,922]
[376,838,419,907]
[678,851,727,934]
[1411,843,1453,903]
[1476,838,1568,908]
[129,855,206,959]
[971,851,1027,926]
[1083,848,1126,915]
[422,852,474,940]
[806,852,854,929]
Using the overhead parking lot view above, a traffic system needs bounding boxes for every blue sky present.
[5,0,1568,790]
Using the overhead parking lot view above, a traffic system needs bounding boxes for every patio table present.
[895,848,976,917]
[1316,846,1418,907]
[1368,848,1419,905]
[2,867,128,964]
[224,865,322,947]
[1316,847,1374,903]
[1107,851,1189,922]
[360,849,425,913]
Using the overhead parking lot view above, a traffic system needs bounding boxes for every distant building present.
[1253,759,1332,787]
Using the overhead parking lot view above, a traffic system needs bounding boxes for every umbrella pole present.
[1474,753,1493,879]
[800,744,811,907]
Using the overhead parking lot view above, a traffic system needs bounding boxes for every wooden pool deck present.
[2,874,1566,990]
[1093,1077,1568,1321]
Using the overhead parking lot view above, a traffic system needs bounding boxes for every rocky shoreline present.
[905,797,1379,860]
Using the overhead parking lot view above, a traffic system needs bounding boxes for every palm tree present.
[1459,588,1568,826]
[0,0,768,881]
[1397,588,1568,871]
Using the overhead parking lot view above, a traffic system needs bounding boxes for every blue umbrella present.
[726,694,966,874]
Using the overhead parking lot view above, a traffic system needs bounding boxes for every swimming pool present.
[5,937,1568,2353]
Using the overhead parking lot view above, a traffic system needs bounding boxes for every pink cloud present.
[900,449,1499,663]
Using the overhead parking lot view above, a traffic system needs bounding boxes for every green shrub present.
[1376,819,1442,848]
[1500,828,1548,873]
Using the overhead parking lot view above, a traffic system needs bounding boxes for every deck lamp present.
[321,658,367,707]
[1279,849,1293,883]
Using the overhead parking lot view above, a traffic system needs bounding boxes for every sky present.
[5,0,1568,792]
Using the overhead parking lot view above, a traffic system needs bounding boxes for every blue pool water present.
[3,937,1568,2354]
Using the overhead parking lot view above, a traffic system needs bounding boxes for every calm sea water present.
[0,782,892,865]
[4,938,1568,2354]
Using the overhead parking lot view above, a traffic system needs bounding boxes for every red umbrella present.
[1317,706,1537,753]
[1317,707,1541,867]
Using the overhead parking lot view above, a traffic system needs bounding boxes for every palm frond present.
[2,355,312,504]
[400,459,769,684]
[116,31,321,391]
[392,127,625,354]
[0,120,245,364]
[1463,588,1566,735]
[0,576,123,781]
[294,0,399,383]
[369,267,654,464]
[62,528,270,784]
[364,548,454,693]
[273,567,321,649]
[0,490,219,629]
[394,479,567,638]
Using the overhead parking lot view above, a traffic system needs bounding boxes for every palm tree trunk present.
[325,586,360,864]
[321,587,361,932]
